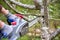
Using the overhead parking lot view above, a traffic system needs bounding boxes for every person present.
[0,5,26,40]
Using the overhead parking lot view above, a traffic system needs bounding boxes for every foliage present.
[49,0,60,19]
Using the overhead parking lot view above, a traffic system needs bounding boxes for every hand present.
[0,20,4,29]
[0,5,9,15]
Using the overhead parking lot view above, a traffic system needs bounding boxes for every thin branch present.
[4,0,30,21]
[49,18,60,21]
[10,0,37,10]
[50,29,60,39]
[4,0,22,14]
[4,0,41,17]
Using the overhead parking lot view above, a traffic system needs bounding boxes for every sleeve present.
[2,24,13,36]
[5,11,17,20]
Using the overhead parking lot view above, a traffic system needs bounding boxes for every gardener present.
[0,5,23,38]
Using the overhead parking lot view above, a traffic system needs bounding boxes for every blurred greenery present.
[49,0,60,19]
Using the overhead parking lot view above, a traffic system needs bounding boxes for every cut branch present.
[10,0,37,10]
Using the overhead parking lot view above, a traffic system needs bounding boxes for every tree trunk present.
[39,0,50,40]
